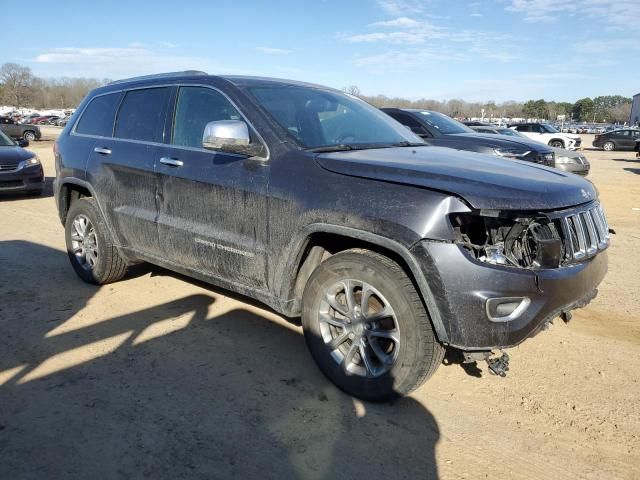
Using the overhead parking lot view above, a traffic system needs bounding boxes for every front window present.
[417,111,474,134]
[247,85,423,150]
[541,124,559,133]
[172,86,243,148]
[0,130,15,146]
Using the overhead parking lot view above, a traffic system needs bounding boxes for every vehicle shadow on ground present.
[0,241,441,480]
[612,158,640,163]
[0,176,54,201]
[623,168,640,175]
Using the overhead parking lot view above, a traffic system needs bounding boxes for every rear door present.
[156,85,270,288]
[85,87,171,258]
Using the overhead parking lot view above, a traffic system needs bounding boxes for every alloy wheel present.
[318,279,400,378]
[70,214,98,271]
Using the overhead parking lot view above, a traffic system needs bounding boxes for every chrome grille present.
[560,203,609,262]
[0,162,19,172]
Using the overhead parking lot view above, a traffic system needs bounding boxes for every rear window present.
[75,93,120,137]
[115,87,170,142]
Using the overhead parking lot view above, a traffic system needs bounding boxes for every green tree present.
[572,98,595,122]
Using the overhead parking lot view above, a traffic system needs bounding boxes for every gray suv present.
[54,72,609,401]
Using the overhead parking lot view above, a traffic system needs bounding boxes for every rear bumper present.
[0,166,44,193]
[411,241,608,350]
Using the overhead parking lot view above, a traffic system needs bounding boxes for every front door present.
[156,85,270,289]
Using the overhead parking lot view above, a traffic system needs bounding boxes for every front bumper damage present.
[410,240,608,350]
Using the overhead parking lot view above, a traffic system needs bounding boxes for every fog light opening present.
[486,297,530,322]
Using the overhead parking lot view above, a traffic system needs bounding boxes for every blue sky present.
[2,0,638,102]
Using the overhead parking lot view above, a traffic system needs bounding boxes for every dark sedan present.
[0,130,44,195]
[382,108,555,167]
[469,125,590,176]
[593,129,640,151]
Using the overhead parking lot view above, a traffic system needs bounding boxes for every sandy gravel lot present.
[1,128,639,479]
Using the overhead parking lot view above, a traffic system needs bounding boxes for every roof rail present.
[108,70,208,85]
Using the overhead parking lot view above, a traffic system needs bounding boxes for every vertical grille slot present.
[560,203,610,263]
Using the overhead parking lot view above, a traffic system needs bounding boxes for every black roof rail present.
[108,70,208,85]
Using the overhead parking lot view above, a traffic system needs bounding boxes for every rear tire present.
[302,249,444,402]
[65,197,128,284]
[603,141,615,151]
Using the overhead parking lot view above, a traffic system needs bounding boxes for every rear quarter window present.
[74,92,121,137]
[114,87,171,143]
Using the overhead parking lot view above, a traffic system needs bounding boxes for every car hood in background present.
[446,132,552,152]
[0,146,35,164]
[315,146,596,211]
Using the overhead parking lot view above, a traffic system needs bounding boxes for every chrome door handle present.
[160,157,183,167]
[94,147,111,155]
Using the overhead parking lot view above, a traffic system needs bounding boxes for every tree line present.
[343,86,632,123]
[0,62,632,123]
[0,63,109,110]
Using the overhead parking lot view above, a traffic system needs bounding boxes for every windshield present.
[247,85,423,149]
[417,111,474,134]
[0,129,15,146]
[541,124,559,133]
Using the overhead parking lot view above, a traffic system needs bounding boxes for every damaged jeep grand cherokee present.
[54,72,609,402]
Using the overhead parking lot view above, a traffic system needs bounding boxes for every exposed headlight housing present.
[17,155,41,170]
[493,148,531,159]
[450,211,564,269]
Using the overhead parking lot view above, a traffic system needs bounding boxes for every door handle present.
[160,157,183,167]
[94,147,112,155]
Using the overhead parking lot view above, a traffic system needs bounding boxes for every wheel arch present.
[280,224,449,344]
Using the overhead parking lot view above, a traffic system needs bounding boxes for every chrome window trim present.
[71,82,270,161]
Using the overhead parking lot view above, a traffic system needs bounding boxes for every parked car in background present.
[635,138,639,157]
[469,125,590,176]
[508,123,582,150]
[593,129,640,151]
[55,71,609,401]
[0,117,42,142]
[20,114,41,125]
[55,117,70,127]
[382,108,555,167]
[33,115,61,125]
[0,129,43,195]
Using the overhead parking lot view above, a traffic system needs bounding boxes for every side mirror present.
[202,120,266,158]
[17,139,29,148]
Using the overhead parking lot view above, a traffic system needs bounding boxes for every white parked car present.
[509,123,582,150]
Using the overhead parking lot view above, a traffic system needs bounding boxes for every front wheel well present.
[290,232,425,314]
[59,182,92,224]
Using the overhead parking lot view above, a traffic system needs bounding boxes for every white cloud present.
[34,47,241,79]
[470,13,483,17]
[376,0,427,15]
[506,0,638,28]
[370,17,420,28]
[256,47,292,55]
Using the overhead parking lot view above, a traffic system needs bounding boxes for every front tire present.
[65,197,128,284]
[603,141,615,151]
[23,131,36,142]
[549,139,564,148]
[302,249,444,402]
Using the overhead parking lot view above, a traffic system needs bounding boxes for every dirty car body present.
[54,72,609,399]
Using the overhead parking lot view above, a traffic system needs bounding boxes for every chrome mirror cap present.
[203,120,250,149]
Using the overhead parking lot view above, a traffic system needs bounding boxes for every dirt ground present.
[1,127,638,479]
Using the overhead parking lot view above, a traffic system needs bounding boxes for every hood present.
[448,132,552,152]
[315,146,597,211]
[0,146,35,164]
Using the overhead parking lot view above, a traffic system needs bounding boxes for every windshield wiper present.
[306,144,356,153]
[389,141,426,147]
